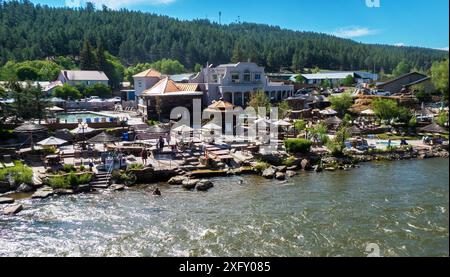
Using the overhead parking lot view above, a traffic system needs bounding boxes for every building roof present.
[207,99,235,110]
[404,76,432,87]
[141,77,202,96]
[377,72,428,87]
[132,69,162,78]
[61,70,109,81]
[302,71,378,80]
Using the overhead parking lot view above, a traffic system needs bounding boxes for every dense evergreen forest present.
[0,0,448,73]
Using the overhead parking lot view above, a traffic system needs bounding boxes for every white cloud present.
[66,0,175,9]
[394,42,405,47]
[435,47,449,51]
[332,26,378,38]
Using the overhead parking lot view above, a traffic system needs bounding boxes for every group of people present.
[140,136,166,165]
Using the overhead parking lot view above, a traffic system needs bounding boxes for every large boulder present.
[275,172,286,180]
[54,189,75,195]
[74,184,92,193]
[262,167,276,179]
[168,176,189,185]
[110,184,126,191]
[32,187,54,199]
[196,180,214,191]
[3,204,23,215]
[16,183,34,193]
[0,197,14,205]
[182,179,200,190]
[276,166,287,173]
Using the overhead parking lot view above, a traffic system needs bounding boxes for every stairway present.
[90,172,111,189]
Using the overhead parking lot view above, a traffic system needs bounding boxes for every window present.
[254,73,261,81]
[243,70,251,82]
[231,73,240,83]
[212,74,218,83]
[138,81,143,88]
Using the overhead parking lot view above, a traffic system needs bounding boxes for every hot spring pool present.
[56,112,117,123]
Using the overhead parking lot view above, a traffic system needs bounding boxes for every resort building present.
[57,70,109,87]
[376,72,433,94]
[189,62,295,106]
[300,71,379,86]
[139,77,203,120]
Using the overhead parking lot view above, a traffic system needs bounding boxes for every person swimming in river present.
[153,187,161,196]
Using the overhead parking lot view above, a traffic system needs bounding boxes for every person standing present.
[141,148,148,165]
[159,136,165,151]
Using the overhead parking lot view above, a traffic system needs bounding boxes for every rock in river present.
[0,197,15,205]
[16,183,34,193]
[54,189,75,195]
[262,167,276,179]
[182,179,200,190]
[168,176,189,185]
[196,180,214,191]
[286,170,297,178]
[110,184,125,191]
[3,204,23,215]
[301,159,312,170]
[32,187,54,199]
[275,172,286,180]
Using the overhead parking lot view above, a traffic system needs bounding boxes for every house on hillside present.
[376,72,434,94]
[301,71,379,86]
[57,70,109,87]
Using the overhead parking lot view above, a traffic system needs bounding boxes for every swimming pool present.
[376,140,401,147]
[56,112,117,123]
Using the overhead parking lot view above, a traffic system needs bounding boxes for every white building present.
[190,62,295,107]
[57,70,109,87]
[301,71,379,86]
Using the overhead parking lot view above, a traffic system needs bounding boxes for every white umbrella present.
[172,125,194,132]
[361,109,375,116]
[71,125,95,134]
[202,122,222,130]
[273,119,292,127]
[46,106,64,112]
[319,109,338,116]
[37,136,68,146]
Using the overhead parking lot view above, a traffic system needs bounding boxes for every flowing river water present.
[0,159,448,257]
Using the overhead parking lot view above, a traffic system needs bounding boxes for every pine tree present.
[80,40,97,70]
[96,39,107,71]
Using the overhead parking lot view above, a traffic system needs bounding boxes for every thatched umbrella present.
[419,123,449,134]
[14,123,48,150]
[347,125,362,136]
[87,132,120,144]
[324,116,343,126]
[172,125,194,133]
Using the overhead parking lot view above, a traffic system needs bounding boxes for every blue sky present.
[29,0,449,50]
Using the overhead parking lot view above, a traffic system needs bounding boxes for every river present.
[0,159,448,257]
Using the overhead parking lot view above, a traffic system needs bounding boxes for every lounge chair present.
[94,118,100,123]
[2,155,14,168]
[86,118,92,124]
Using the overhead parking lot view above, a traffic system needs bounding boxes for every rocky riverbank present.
[1,145,448,216]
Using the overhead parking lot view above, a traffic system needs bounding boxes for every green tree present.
[293,120,307,132]
[295,74,306,84]
[326,126,350,157]
[431,59,449,102]
[248,90,270,112]
[372,98,412,123]
[436,111,449,127]
[341,75,355,87]
[194,63,203,73]
[80,40,97,70]
[278,100,291,119]
[392,60,411,77]
[308,123,328,145]
[16,66,39,81]
[329,92,353,116]
[85,83,112,98]
[53,84,82,100]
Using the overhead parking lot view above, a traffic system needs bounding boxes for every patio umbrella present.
[319,109,338,116]
[202,122,222,131]
[87,132,120,144]
[273,119,292,127]
[347,125,362,136]
[324,116,343,126]
[172,125,194,132]
[46,106,64,112]
[147,125,170,133]
[14,123,48,150]
[38,136,68,146]
[360,109,375,116]
[419,123,449,134]
[71,124,95,135]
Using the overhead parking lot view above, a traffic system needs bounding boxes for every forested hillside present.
[0,0,448,73]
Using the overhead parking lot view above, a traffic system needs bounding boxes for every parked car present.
[371,90,391,96]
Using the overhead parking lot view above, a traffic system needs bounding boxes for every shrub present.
[62,164,76,173]
[254,162,270,172]
[48,175,70,189]
[283,156,296,167]
[127,163,144,171]
[48,173,92,189]
[77,174,92,185]
[284,139,312,154]
[0,161,33,184]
